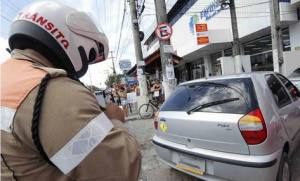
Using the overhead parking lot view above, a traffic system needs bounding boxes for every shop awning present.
[183,42,232,61]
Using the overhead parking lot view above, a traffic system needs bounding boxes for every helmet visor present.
[89,41,105,64]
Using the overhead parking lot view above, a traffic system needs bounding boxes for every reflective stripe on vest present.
[50,113,113,174]
[1,107,16,133]
[1,59,46,132]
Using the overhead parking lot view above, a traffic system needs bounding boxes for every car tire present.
[277,152,291,181]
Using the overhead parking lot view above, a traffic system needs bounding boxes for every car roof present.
[289,68,300,77]
[289,77,300,81]
[179,71,274,86]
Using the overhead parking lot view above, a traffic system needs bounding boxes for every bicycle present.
[139,98,162,119]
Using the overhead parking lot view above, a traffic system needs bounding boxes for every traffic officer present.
[1,1,141,180]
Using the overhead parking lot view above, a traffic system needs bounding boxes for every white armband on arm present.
[50,113,113,174]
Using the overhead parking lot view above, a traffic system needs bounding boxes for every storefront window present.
[211,52,222,76]
[251,51,273,71]
[282,28,291,51]
[189,58,205,80]
[175,65,188,83]
[244,35,272,55]
[244,28,290,71]
[224,48,232,56]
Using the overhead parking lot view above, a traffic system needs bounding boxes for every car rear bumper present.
[152,135,281,181]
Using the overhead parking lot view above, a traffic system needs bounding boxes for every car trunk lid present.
[157,111,249,154]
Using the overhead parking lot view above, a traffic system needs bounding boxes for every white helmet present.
[9,1,109,78]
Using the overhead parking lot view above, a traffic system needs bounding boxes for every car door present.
[265,74,297,141]
[276,74,300,141]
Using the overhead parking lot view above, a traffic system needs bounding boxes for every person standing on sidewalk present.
[1,1,141,180]
[118,85,128,117]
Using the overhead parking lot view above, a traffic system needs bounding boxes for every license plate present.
[172,152,205,176]
[176,163,204,176]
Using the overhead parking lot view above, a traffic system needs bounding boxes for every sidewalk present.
[125,102,140,121]
[125,113,140,121]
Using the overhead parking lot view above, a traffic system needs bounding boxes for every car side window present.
[276,74,300,101]
[265,74,292,108]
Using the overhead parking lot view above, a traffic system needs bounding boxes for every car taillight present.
[154,112,159,130]
[238,108,267,145]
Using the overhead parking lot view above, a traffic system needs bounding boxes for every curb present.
[125,114,140,121]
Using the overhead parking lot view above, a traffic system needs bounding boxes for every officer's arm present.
[39,77,141,181]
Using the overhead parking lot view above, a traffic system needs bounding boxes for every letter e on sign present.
[155,23,172,41]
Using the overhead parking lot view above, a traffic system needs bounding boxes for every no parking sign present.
[155,23,172,40]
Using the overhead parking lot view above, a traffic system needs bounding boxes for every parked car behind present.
[290,77,300,91]
[153,72,300,181]
[289,68,300,91]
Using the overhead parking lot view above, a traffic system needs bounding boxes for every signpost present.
[137,60,146,66]
[127,92,137,104]
[163,45,174,53]
[166,63,175,80]
[155,23,173,41]
[137,68,143,76]
[119,59,132,71]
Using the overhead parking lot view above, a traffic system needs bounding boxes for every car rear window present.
[160,78,258,114]
[293,81,300,91]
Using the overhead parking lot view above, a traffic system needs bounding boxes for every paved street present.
[125,118,300,181]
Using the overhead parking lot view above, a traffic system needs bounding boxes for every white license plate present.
[172,152,206,175]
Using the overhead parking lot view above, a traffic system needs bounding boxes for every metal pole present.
[269,0,283,73]
[128,0,148,106]
[229,0,242,73]
[154,0,176,99]
[110,51,116,75]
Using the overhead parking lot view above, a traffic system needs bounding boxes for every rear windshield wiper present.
[187,81,250,110]
[186,98,240,115]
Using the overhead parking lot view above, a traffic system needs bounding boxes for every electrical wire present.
[96,0,105,35]
[117,2,134,63]
[103,0,107,34]
[116,0,127,62]
[145,1,271,12]
[145,5,294,14]
[140,11,296,19]
[4,1,19,13]
[1,14,12,22]
[117,11,131,62]
[236,1,269,9]
[113,0,123,51]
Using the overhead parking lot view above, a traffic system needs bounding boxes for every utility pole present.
[269,0,283,72]
[154,0,176,99]
[128,0,148,106]
[109,51,117,75]
[228,0,243,73]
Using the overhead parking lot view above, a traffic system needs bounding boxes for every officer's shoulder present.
[46,76,95,101]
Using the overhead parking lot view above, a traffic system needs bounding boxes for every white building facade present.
[140,0,300,83]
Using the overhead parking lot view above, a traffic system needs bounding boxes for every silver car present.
[289,68,300,91]
[153,72,300,181]
[290,77,300,91]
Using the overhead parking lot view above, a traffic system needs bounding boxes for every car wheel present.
[277,152,291,181]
